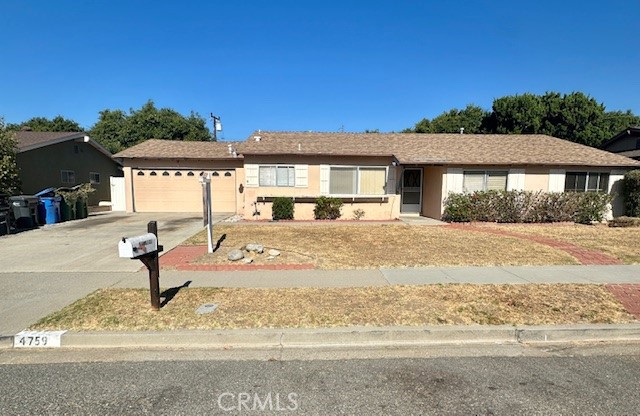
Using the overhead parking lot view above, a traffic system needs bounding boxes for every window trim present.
[462,170,508,193]
[564,171,609,193]
[60,170,76,184]
[89,172,101,185]
[328,165,388,196]
[258,165,296,187]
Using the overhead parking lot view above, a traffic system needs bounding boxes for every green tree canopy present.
[90,100,211,153]
[405,92,640,147]
[0,118,21,195]
[7,115,82,132]
[412,105,489,134]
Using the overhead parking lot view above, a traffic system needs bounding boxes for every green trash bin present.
[75,199,88,219]
[60,197,74,221]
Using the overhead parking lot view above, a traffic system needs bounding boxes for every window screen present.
[330,167,357,194]
[359,168,386,195]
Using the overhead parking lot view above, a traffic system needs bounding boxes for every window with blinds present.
[463,171,508,192]
[329,166,386,195]
[259,166,295,187]
[359,168,386,195]
[330,167,357,194]
[565,172,609,192]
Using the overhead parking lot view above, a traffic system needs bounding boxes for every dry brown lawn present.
[184,224,578,269]
[31,285,634,331]
[482,224,640,264]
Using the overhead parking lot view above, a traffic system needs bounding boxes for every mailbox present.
[118,233,158,258]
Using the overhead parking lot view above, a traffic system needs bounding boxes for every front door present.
[401,168,422,213]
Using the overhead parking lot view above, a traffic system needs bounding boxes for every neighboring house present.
[14,131,122,206]
[114,132,640,220]
[601,127,640,161]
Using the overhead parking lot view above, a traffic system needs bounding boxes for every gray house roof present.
[13,131,117,162]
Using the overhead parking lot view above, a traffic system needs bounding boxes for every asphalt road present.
[1,344,639,415]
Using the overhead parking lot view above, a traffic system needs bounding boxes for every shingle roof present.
[13,131,87,151]
[239,131,640,167]
[601,127,640,149]
[113,139,242,159]
[13,131,118,163]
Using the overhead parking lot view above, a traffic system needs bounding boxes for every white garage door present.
[132,169,237,213]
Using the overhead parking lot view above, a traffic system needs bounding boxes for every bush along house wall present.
[443,190,612,224]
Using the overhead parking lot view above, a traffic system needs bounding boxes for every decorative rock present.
[245,243,264,253]
[266,255,275,260]
[196,303,218,315]
[242,257,253,264]
[228,249,244,261]
[268,249,281,257]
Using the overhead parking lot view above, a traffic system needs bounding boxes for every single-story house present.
[114,132,640,220]
[14,131,122,206]
[601,127,640,161]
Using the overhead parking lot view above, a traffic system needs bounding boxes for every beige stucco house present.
[114,132,640,220]
[15,131,122,205]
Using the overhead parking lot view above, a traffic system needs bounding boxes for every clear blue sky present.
[1,0,638,141]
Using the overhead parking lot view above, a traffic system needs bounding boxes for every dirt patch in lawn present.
[479,223,640,264]
[184,224,578,269]
[31,284,635,331]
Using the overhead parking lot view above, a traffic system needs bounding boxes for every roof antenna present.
[339,125,345,133]
[459,127,464,134]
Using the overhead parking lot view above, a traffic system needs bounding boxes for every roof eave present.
[17,132,87,153]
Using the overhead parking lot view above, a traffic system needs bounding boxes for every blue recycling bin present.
[35,188,62,224]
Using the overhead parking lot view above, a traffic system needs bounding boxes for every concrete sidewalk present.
[2,265,639,337]
[115,264,640,289]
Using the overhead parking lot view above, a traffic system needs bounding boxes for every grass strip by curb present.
[30,284,635,331]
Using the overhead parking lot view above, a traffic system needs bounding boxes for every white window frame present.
[61,170,75,184]
[258,165,295,187]
[90,172,101,185]
[462,170,508,193]
[328,165,388,196]
[564,171,610,193]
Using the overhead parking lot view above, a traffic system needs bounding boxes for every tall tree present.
[492,93,545,134]
[7,115,82,132]
[406,91,639,147]
[430,105,489,133]
[407,105,489,134]
[90,109,128,153]
[90,100,211,153]
[0,118,21,195]
[602,110,640,137]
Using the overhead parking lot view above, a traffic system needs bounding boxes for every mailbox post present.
[118,221,164,310]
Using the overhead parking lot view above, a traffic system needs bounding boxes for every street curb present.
[4,324,640,349]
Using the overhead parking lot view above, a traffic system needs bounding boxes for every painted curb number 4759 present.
[14,331,66,348]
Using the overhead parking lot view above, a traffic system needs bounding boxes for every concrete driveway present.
[0,212,228,272]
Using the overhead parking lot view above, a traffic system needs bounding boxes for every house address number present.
[14,331,66,348]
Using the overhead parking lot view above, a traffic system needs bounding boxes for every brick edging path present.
[448,223,622,265]
[606,284,640,319]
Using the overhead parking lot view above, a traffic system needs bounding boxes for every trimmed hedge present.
[314,197,343,220]
[608,216,640,228]
[623,170,640,217]
[443,190,612,224]
[271,197,294,220]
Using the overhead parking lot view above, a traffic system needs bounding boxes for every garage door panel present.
[133,170,236,213]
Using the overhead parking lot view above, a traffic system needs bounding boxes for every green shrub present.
[608,216,640,228]
[352,208,365,220]
[623,170,640,217]
[443,190,611,224]
[271,197,294,220]
[574,191,612,224]
[314,197,343,220]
